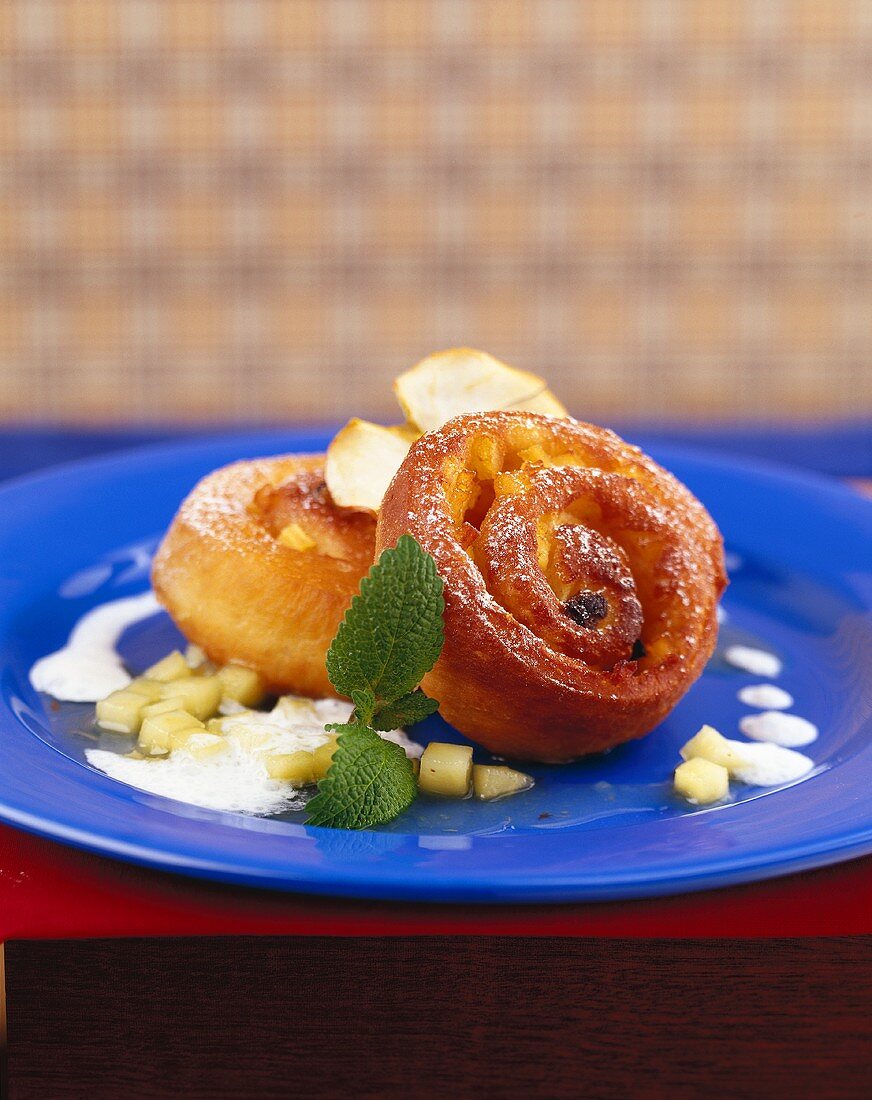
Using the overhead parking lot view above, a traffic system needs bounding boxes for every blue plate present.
[0,431,870,902]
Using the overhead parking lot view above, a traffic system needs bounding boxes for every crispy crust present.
[377,412,727,761]
[151,455,375,697]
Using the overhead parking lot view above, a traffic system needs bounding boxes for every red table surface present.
[2,822,871,940]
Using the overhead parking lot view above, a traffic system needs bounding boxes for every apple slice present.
[325,418,418,514]
[393,347,568,433]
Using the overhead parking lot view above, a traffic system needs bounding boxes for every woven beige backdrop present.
[1,0,871,424]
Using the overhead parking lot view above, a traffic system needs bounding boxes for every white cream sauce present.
[87,736,306,816]
[727,739,814,787]
[738,683,793,710]
[724,645,783,678]
[30,591,161,702]
[86,694,423,815]
[739,711,819,748]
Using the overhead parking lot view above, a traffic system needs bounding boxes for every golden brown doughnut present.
[152,455,376,697]
[377,412,726,761]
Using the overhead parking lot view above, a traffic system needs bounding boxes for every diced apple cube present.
[272,695,318,723]
[168,727,203,751]
[158,675,223,721]
[278,522,317,551]
[217,665,266,708]
[265,751,317,784]
[182,733,229,761]
[138,710,204,756]
[674,758,729,804]
[144,651,192,683]
[680,725,748,774]
[472,764,534,801]
[184,643,209,670]
[96,690,149,734]
[141,696,187,719]
[227,724,275,752]
[312,736,339,779]
[418,742,473,797]
[125,678,165,703]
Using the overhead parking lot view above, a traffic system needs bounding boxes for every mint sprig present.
[369,689,439,731]
[305,722,420,829]
[325,533,445,726]
[307,535,445,830]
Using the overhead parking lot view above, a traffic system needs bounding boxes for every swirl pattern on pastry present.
[377,412,726,760]
[152,455,375,697]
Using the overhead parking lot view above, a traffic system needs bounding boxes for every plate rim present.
[0,429,870,903]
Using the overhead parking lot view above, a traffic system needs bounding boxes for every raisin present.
[563,590,608,628]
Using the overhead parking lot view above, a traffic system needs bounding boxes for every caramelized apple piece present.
[138,710,204,756]
[674,758,729,804]
[96,690,149,734]
[472,764,534,801]
[418,742,473,797]
[680,725,748,775]
[144,651,192,683]
[265,750,317,784]
[158,675,223,721]
[217,665,266,708]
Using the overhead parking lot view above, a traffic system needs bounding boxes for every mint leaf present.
[306,723,418,830]
[370,689,439,731]
[325,534,444,725]
[309,536,445,830]
[348,686,377,726]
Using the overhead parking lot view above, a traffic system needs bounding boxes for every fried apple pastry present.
[377,412,726,761]
[152,456,375,697]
